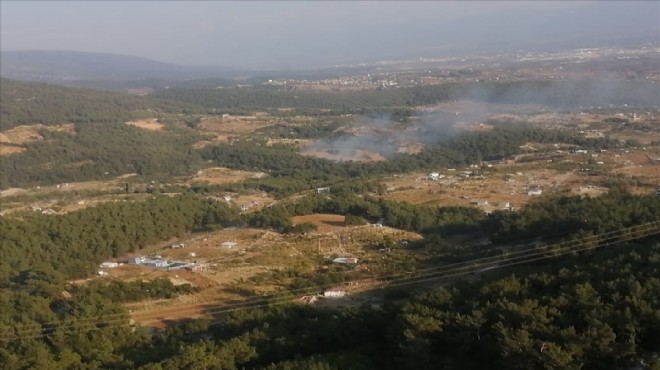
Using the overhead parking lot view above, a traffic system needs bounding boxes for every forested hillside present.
[0,194,239,284]
[153,80,660,112]
[0,120,617,190]
[2,67,660,370]
[199,125,620,197]
[1,191,659,369]
[0,79,205,130]
[3,78,658,131]
[0,123,206,188]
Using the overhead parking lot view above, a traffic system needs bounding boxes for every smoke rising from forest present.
[301,79,660,162]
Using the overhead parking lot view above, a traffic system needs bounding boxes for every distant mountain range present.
[0,50,247,83]
[1,0,657,90]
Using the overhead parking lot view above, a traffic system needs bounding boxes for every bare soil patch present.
[0,188,28,197]
[614,163,660,178]
[187,167,266,186]
[0,144,25,156]
[292,214,347,233]
[0,123,75,144]
[125,118,163,131]
[382,166,584,210]
[199,116,275,135]
[302,148,387,162]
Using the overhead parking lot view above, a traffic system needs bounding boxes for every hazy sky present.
[1,1,657,69]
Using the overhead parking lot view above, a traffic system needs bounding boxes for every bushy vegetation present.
[482,189,660,243]
[153,80,660,113]
[0,78,206,130]
[201,124,619,198]
[72,279,198,303]
[0,194,239,284]
[1,183,659,369]
[0,123,206,188]
[3,75,660,369]
[3,240,658,369]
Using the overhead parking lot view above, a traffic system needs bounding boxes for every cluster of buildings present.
[128,256,203,271]
[97,254,204,276]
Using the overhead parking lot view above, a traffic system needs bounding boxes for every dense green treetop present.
[0,78,206,130]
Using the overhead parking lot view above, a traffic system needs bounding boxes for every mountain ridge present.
[0,50,246,82]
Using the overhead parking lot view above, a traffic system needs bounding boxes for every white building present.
[221,241,237,249]
[528,189,543,196]
[100,262,119,269]
[129,257,145,265]
[333,257,358,264]
[428,172,441,180]
[323,289,346,298]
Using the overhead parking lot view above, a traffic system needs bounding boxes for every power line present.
[4,221,657,338]
[134,223,659,323]
[4,222,657,338]
[22,221,659,333]
[2,222,658,340]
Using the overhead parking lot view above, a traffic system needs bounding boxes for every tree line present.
[152,80,660,113]
[0,194,240,285]
[1,187,659,369]
[0,78,207,130]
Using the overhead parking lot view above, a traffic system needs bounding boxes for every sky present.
[1,1,658,70]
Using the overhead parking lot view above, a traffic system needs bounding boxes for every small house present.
[323,288,346,298]
[100,262,119,269]
[129,257,145,265]
[155,260,168,267]
[221,241,237,249]
[333,257,358,264]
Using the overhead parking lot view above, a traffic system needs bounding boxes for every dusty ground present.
[301,148,387,162]
[198,115,276,135]
[185,167,266,186]
[125,118,164,131]
[292,214,347,233]
[112,219,421,327]
[381,167,570,210]
[381,144,660,209]
[0,174,139,215]
[0,124,76,156]
[0,145,25,156]
[0,123,75,145]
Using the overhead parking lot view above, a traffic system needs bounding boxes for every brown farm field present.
[0,124,76,157]
[185,167,266,186]
[125,118,164,131]
[108,219,422,327]
[198,115,277,135]
[0,123,75,145]
[292,214,347,233]
[0,144,26,156]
